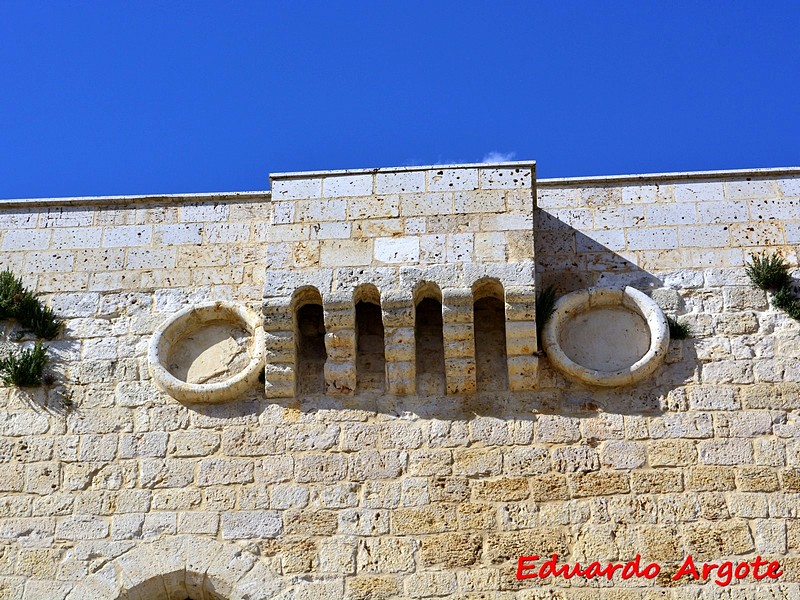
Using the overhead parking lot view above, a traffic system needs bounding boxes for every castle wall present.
[0,165,799,599]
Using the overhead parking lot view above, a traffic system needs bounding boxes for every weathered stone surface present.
[2,165,799,597]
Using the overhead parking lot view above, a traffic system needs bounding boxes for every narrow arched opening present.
[354,284,386,392]
[473,278,508,391]
[415,283,445,396]
[293,287,327,395]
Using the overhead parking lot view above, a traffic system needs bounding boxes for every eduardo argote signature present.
[517,554,783,587]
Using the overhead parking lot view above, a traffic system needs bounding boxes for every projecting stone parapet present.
[261,162,539,398]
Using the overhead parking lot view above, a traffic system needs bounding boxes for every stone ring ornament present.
[542,286,669,387]
[149,301,265,403]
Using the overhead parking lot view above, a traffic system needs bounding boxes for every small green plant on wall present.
[0,342,48,387]
[0,270,63,339]
[0,269,62,387]
[666,315,691,340]
[746,252,800,321]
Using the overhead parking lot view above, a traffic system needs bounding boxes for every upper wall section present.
[535,167,800,291]
[261,162,538,398]
[264,162,537,294]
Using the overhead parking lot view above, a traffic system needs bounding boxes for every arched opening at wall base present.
[114,570,230,600]
[65,536,285,600]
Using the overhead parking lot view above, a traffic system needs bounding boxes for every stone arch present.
[64,535,285,600]
[292,286,327,395]
[353,283,386,391]
[472,277,509,391]
[413,281,445,395]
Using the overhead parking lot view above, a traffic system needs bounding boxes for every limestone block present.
[473,478,530,501]
[348,195,400,220]
[324,361,356,396]
[736,467,779,492]
[221,511,282,539]
[440,288,476,394]
[452,448,502,477]
[647,440,696,467]
[568,471,630,497]
[23,463,60,496]
[318,537,356,574]
[657,493,700,524]
[322,174,373,197]
[22,580,72,599]
[271,177,323,200]
[408,449,452,477]
[425,420,468,448]
[391,506,457,535]
[375,170,425,194]
[348,450,405,481]
[502,284,538,390]
[469,417,509,446]
[631,470,683,493]
[295,454,348,484]
[55,516,109,541]
[627,227,678,250]
[454,190,505,214]
[428,168,478,192]
[197,459,254,486]
[385,361,414,395]
[504,447,550,476]
[319,239,372,267]
[536,415,580,443]
[1,229,50,251]
[0,465,24,492]
[0,412,50,437]
[648,413,713,439]
[474,231,506,261]
[505,321,537,355]
[381,422,423,449]
[296,199,347,223]
[698,439,754,465]
[102,225,153,247]
[384,329,414,362]
[286,424,339,452]
[480,212,533,232]
[362,481,402,509]
[485,528,567,564]
[687,384,739,410]
[338,508,390,536]
[153,223,204,246]
[381,291,416,395]
[404,571,457,598]
[553,445,600,473]
[356,537,415,574]
[755,519,787,554]
[374,237,420,264]
[324,330,355,362]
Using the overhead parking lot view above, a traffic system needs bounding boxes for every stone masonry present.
[0,163,799,599]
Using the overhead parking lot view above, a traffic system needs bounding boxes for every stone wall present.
[0,164,799,599]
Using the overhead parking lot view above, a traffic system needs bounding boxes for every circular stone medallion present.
[149,301,265,403]
[543,286,669,387]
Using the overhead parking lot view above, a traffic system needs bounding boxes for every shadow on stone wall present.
[179,208,700,426]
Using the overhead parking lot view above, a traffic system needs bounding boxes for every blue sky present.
[1,1,798,199]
